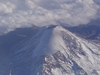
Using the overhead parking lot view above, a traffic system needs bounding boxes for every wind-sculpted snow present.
[0,26,100,75]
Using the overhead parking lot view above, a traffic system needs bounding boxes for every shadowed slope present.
[0,25,100,75]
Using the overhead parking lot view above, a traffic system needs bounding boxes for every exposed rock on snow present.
[0,25,100,75]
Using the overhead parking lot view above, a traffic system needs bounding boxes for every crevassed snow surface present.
[0,25,100,75]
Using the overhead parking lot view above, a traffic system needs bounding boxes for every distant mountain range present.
[67,24,100,42]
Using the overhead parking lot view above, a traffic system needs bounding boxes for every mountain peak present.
[33,25,74,57]
[0,26,100,75]
[31,26,100,75]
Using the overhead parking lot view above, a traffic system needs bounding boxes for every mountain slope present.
[0,25,100,75]
[67,24,100,43]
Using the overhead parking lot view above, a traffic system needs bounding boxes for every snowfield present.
[0,25,100,75]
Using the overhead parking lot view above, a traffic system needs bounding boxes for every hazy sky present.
[0,0,100,34]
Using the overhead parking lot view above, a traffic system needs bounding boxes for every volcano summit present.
[0,25,100,75]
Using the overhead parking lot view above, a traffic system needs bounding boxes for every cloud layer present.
[0,0,100,34]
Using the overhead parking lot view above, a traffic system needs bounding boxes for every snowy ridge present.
[31,25,100,75]
[33,26,100,75]
[0,25,100,75]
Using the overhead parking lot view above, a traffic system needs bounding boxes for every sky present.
[0,0,100,34]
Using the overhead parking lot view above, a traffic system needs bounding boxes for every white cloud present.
[0,2,15,15]
[0,0,100,34]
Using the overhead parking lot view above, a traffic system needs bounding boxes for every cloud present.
[0,2,15,15]
[0,0,100,34]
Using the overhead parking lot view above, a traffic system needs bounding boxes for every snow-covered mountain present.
[0,25,100,75]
